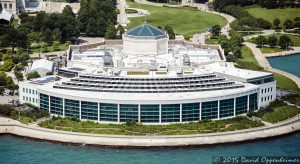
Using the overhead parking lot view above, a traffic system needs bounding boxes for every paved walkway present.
[1,116,300,147]
[245,42,300,89]
[117,0,128,26]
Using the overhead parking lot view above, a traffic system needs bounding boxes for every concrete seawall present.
[1,117,300,147]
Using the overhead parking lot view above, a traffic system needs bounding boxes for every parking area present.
[0,96,19,104]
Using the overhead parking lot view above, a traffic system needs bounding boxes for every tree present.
[62,5,75,18]
[293,17,300,29]
[26,71,40,80]
[117,24,125,39]
[105,23,117,39]
[278,35,291,49]
[254,35,267,48]
[211,25,221,36]
[0,71,7,86]
[284,19,293,29]
[52,29,62,42]
[164,25,175,39]
[78,0,90,32]
[53,41,60,51]
[273,18,281,29]
[0,26,29,52]
[267,36,278,47]
[0,60,15,72]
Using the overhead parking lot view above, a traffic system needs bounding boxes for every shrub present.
[26,71,40,80]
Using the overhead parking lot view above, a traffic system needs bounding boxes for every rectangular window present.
[23,88,25,92]
[29,97,31,102]
[140,104,159,123]
[4,4,7,9]
[65,99,80,118]
[120,104,138,122]
[161,104,180,123]
[50,96,63,116]
[33,99,35,103]
[249,93,258,111]
[23,96,25,101]
[26,97,28,101]
[40,94,49,111]
[26,88,28,93]
[9,3,12,9]
[81,101,98,121]
[219,98,234,118]
[32,90,34,95]
[261,97,263,102]
[100,103,118,122]
[271,87,273,92]
[201,101,218,120]
[236,96,248,115]
[268,88,270,92]
[182,103,200,122]
[29,89,31,94]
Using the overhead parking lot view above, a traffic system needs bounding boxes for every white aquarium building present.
[19,23,276,124]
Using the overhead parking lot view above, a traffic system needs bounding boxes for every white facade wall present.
[122,36,168,56]
[258,81,277,107]
[19,82,39,107]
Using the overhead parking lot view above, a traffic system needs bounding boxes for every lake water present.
[0,133,300,164]
[268,53,300,77]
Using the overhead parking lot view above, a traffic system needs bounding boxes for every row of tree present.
[273,17,300,29]
[254,35,292,49]
[218,32,244,62]
[223,5,272,31]
[213,0,300,10]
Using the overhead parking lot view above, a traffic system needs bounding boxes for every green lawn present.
[126,9,138,14]
[205,38,219,44]
[260,47,285,54]
[236,45,264,71]
[39,116,264,136]
[126,1,226,39]
[29,43,71,53]
[246,7,300,28]
[262,106,300,123]
[274,73,299,91]
[237,45,299,91]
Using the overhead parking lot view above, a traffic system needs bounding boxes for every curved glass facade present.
[39,92,258,124]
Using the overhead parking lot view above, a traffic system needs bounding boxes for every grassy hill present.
[246,7,300,27]
[126,1,226,39]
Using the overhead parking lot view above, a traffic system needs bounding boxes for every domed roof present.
[126,23,166,37]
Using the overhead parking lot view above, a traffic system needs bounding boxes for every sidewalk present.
[244,42,300,88]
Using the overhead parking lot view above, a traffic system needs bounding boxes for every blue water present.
[0,133,300,164]
[268,53,300,77]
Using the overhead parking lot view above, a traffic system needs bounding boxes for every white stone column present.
[247,95,250,111]
[217,100,220,119]
[159,104,162,123]
[62,98,65,117]
[180,104,182,123]
[48,96,51,113]
[117,104,120,123]
[79,101,81,120]
[199,102,202,121]
[98,103,100,122]
[138,104,141,123]
[233,98,236,117]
